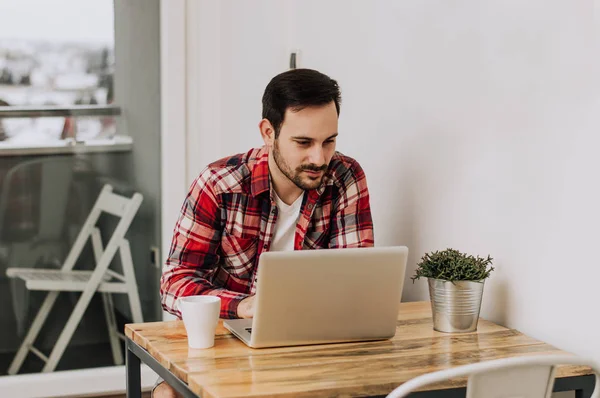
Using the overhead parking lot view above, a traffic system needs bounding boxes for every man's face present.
[272,101,338,190]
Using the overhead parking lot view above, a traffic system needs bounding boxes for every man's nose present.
[308,146,325,166]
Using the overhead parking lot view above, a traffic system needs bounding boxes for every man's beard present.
[272,140,327,190]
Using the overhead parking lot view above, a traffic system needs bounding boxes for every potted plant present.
[412,248,494,333]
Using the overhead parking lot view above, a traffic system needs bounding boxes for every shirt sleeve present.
[160,168,249,319]
[329,160,375,248]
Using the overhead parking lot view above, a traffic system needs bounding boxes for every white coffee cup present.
[177,295,221,349]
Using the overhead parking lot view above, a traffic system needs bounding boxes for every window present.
[0,0,120,147]
[0,2,161,390]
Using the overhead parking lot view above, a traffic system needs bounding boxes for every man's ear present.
[259,119,275,148]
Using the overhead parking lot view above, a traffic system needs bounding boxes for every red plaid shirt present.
[161,146,374,319]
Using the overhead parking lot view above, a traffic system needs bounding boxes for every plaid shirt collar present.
[249,146,328,200]
[249,147,270,197]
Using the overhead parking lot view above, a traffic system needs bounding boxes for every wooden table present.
[125,302,595,398]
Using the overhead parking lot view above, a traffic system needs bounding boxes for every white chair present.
[386,354,600,398]
[6,184,144,374]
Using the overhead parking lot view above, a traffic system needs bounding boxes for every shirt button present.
[263,244,268,249]
[271,208,276,214]
[308,204,314,210]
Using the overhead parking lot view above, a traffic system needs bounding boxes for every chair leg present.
[42,289,96,372]
[120,240,144,323]
[102,292,123,365]
[8,291,60,375]
[92,226,123,365]
[128,289,144,324]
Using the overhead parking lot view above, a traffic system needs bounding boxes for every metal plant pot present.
[428,278,485,333]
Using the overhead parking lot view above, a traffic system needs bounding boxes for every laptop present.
[223,246,408,348]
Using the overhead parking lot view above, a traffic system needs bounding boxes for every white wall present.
[185,0,292,178]
[160,0,187,276]
[178,0,600,365]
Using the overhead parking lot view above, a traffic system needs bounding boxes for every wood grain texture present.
[125,302,591,398]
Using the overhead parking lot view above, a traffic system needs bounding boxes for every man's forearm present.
[160,271,249,319]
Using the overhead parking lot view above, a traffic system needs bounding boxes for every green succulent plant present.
[412,248,494,283]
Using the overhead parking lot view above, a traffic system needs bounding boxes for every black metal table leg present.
[126,338,198,398]
[126,339,142,398]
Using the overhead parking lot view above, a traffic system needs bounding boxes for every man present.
[154,68,374,397]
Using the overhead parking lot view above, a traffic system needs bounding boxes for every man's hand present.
[153,381,182,398]
[237,296,256,318]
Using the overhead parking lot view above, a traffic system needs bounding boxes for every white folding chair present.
[387,354,600,398]
[6,184,144,374]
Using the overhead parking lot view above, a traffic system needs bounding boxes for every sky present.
[0,0,114,44]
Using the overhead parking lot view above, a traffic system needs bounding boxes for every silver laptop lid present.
[249,246,408,348]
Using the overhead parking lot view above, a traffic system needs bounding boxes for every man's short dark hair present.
[262,69,341,138]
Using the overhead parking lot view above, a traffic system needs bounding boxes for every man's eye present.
[324,140,335,145]
[297,141,310,146]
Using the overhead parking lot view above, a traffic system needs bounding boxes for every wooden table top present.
[125,301,591,398]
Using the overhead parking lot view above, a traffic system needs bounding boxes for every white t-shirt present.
[269,192,304,252]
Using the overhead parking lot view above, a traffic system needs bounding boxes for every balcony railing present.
[0,105,130,156]
[0,105,122,118]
